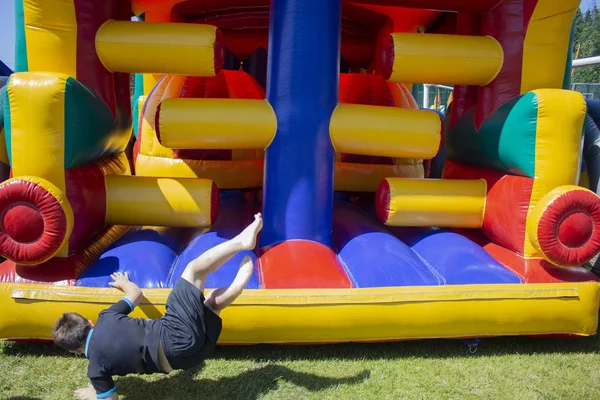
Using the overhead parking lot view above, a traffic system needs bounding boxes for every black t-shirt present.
[85,298,163,398]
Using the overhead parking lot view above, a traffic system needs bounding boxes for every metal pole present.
[423,84,429,109]
[572,56,600,68]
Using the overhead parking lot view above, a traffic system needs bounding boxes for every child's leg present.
[204,255,254,315]
[181,213,263,292]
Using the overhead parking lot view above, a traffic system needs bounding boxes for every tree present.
[573,8,584,53]
[573,4,600,86]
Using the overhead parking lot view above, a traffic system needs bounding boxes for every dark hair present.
[53,312,91,351]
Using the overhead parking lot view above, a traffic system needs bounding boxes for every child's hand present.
[109,272,130,291]
[109,271,143,308]
[108,272,144,307]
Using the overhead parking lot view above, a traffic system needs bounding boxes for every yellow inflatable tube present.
[105,175,217,228]
[2,282,598,342]
[96,21,223,76]
[377,178,486,228]
[383,33,503,86]
[157,99,277,149]
[330,104,441,159]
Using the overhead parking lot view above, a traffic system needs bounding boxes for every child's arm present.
[108,272,143,308]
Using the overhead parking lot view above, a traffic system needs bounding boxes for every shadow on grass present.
[1,341,78,358]
[6,397,43,400]
[210,335,600,362]
[116,364,370,400]
[3,334,600,362]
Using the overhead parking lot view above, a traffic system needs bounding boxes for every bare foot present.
[205,256,254,313]
[236,213,263,250]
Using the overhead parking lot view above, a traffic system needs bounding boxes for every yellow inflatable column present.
[377,178,486,228]
[330,104,441,159]
[156,99,277,149]
[96,21,224,76]
[105,175,218,228]
[381,33,503,86]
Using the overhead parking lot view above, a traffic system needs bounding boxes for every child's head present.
[53,312,93,354]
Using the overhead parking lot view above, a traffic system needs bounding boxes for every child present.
[53,214,264,400]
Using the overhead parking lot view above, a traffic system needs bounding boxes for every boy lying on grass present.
[53,214,263,400]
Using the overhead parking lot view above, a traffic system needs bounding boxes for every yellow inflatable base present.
[1,282,598,342]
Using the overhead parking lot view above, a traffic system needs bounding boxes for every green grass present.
[2,335,600,400]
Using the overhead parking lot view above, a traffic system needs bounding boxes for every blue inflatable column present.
[261,0,341,247]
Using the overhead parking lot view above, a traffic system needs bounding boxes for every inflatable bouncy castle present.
[1,0,600,344]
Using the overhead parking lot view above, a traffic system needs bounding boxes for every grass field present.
[2,335,600,400]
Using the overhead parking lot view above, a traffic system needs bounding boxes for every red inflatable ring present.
[0,177,73,265]
[529,186,600,267]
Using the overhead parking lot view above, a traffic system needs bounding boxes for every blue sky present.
[0,0,597,70]
[0,0,15,70]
